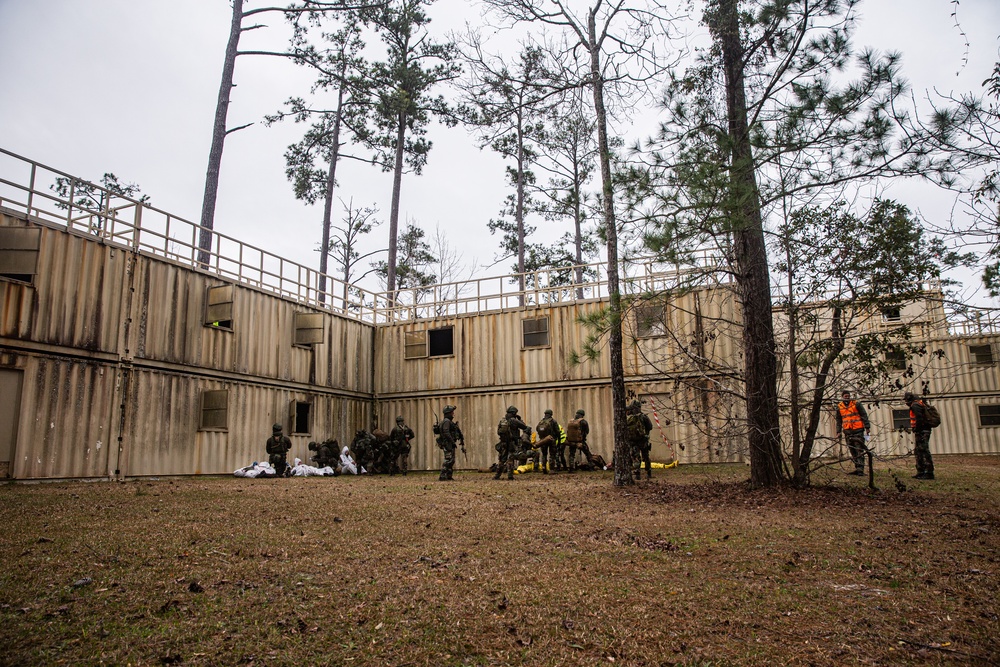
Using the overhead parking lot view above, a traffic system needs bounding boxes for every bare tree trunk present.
[573,164,584,299]
[786,241,802,482]
[199,0,244,267]
[796,306,845,484]
[716,0,783,488]
[586,12,631,487]
[515,112,526,302]
[386,112,406,302]
[319,77,347,305]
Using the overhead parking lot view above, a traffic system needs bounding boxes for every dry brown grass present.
[1,455,998,666]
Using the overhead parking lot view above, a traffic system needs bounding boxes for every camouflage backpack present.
[626,413,647,441]
[565,419,583,443]
[497,417,512,439]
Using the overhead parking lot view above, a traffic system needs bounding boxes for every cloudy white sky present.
[0,0,997,297]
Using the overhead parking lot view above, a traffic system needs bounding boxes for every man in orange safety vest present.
[836,390,871,476]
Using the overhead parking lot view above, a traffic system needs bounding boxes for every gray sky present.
[0,0,997,298]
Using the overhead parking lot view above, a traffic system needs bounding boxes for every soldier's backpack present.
[566,419,583,443]
[925,402,942,428]
[497,417,512,438]
[535,418,551,438]
[432,420,441,435]
[626,413,646,441]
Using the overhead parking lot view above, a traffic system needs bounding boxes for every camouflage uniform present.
[389,416,415,476]
[565,410,592,471]
[535,410,561,474]
[906,393,935,480]
[266,423,292,476]
[836,392,870,475]
[351,430,375,474]
[438,406,460,481]
[309,439,339,470]
[496,407,529,480]
[627,401,654,479]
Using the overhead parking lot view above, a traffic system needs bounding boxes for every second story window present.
[0,226,41,283]
[205,284,234,330]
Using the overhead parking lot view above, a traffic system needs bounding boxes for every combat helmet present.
[272,422,283,433]
[544,409,553,416]
[506,405,518,414]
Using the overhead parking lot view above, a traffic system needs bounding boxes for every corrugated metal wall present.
[7,354,119,478]
[0,219,127,352]
[133,255,373,394]
[119,369,371,476]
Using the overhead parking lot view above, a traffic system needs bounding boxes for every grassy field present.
[0,456,997,666]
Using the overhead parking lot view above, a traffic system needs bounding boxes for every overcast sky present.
[0,0,998,299]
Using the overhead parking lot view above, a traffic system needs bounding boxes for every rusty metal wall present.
[1,213,127,353]
[133,255,373,394]
[374,379,747,471]
[119,368,372,476]
[375,302,613,394]
[624,287,743,379]
[2,352,119,479]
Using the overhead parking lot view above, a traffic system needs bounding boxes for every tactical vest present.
[565,419,583,443]
[838,401,864,431]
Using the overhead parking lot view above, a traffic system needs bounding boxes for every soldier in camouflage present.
[437,405,461,481]
[565,409,592,471]
[266,423,292,477]
[495,406,529,480]
[308,439,339,470]
[535,409,561,474]
[389,415,415,476]
[627,400,654,479]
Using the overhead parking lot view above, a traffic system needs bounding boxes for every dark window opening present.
[978,405,1000,427]
[522,316,550,348]
[428,327,454,357]
[891,409,910,431]
[293,401,312,435]
[970,344,994,365]
[886,349,907,371]
[882,307,901,322]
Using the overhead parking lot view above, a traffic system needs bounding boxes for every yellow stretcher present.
[513,459,678,474]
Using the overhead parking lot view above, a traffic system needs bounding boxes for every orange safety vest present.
[838,401,864,431]
[909,401,924,430]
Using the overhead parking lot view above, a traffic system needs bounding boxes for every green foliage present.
[356,0,460,174]
[51,173,150,232]
[374,220,436,290]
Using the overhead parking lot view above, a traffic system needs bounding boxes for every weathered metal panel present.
[132,256,374,393]
[7,354,118,479]
[374,381,742,471]
[120,369,372,476]
[376,302,614,394]
[1,212,127,352]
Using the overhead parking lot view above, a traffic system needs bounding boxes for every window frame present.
[428,326,455,358]
[891,408,911,432]
[199,389,229,432]
[634,304,667,339]
[293,312,325,348]
[290,399,312,435]
[885,349,907,372]
[969,344,995,366]
[404,330,428,360]
[521,316,551,349]
[0,226,42,284]
[978,405,1000,427]
[204,284,234,331]
[881,306,902,322]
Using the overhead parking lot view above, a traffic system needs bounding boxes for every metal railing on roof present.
[0,147,381,322]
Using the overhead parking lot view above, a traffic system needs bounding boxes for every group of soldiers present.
[265,398,663,481]
[490,406,599,480]
[264,416,416,477]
